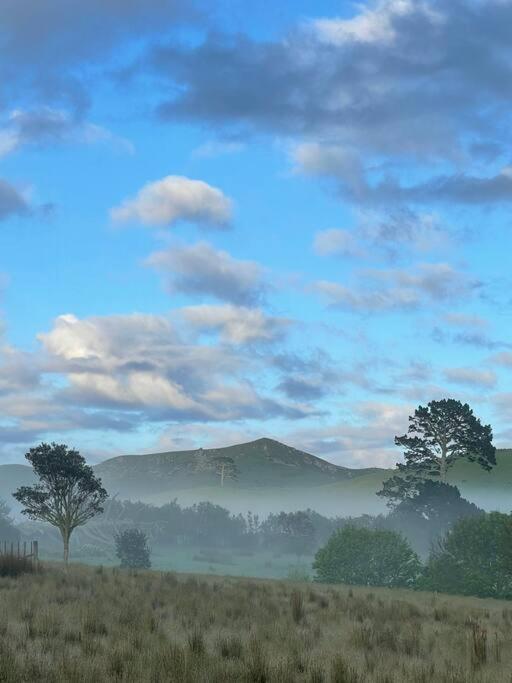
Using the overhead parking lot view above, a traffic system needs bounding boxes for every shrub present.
[114,528,151,569]
[0,554,34,577]
[421,512,512,599]
[313,526,421,588]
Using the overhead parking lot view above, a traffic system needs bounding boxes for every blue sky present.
[0,0,511,467]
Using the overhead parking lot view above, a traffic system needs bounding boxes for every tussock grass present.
[0,564,511,681]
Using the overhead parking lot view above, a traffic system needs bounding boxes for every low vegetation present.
[0,563,511,682]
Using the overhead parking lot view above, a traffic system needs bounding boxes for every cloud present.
[146,242,267,305]
[0,0,195,113]
[314,0,441,46]
[111,175,232,229]
[314,209,451,262]
[281,400,414,468]
[313,263,478,312]
[146,1,512,211]
[443,367,497,389]
[149,1,512,163]
[313,228,361,258]
[0,107,135,158]
[36,312,312,423]
[0,179,31,221]
[444,313,488,329]
[295,143,512,207]
[489,352,512,368]
[180,304,290,344]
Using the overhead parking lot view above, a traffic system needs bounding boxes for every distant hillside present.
[95,438,375,493]
[0,440,510,517]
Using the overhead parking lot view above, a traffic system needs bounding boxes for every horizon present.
[1,0,512,469]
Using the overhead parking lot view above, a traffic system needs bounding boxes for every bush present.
[0,554,34,577]
[114,528,151,569]
[421,511,512,599]
[313,525,421,588]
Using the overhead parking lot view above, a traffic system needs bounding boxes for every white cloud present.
[181,304,291,344]
[111,176,233,228]
[36,312,308,423]
[314,0,442,46]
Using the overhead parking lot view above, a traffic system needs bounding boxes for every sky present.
[0,0,511,468]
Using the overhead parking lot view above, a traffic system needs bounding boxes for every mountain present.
[1,439,510,517]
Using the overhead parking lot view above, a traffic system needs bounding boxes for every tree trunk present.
[61,528,71,567]
[440,444,447,482]
[220,464,225,488]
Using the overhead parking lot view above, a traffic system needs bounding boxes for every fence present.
[0,540,39,569]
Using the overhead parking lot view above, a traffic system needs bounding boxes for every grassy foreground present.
[0,565,511,682]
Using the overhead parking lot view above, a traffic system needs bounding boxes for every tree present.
[13,443,108,565]
[313,526,421,588]
[421,512,512,599]
[383,480,483,557]
[211,456,238,487]
[114,528,151,569]
[378,399,495,505]
[264,511,316,558]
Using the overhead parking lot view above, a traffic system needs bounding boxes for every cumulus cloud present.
[111,175,232,229]
[443,367,497,389]
[313,263,478,312]
[146,242,267,305]
[181,304,290,344]
[37,312,311,423]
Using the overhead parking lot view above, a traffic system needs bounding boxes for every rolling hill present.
[0,439,510,517]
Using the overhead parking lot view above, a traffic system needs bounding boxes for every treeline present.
[9,478,483,561]
[314,511,512,600]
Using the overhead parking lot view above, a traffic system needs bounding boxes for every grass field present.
[0,563,511,682]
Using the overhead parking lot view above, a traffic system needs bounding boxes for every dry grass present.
[0,563,511,682]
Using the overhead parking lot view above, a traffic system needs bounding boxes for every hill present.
[0,439,510,516]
